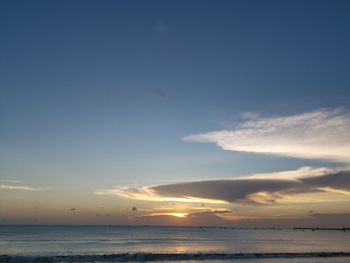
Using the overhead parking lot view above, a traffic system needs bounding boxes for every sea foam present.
[1,252,350,262]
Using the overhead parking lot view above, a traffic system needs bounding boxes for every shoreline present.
[1,252,350,262]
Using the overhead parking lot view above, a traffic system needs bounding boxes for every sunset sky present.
[1,0,350,227]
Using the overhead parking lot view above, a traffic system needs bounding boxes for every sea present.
[0,225,350,262]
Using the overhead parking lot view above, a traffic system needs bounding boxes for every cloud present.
[133,208,230,220]
[0,184,46,191]
[0,179,22,183]
[301,170,350,195]
[183,108,350,163]
[96,186,226,204]
[246,166,334,180]
[131,207,257,226]
[150,179,300,204]
[134,212,188,219]
[96,168,350,205]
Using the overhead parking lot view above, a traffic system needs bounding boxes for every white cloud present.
[95,186,226,204]
[246,166,336,180]
[0,179,22,184]
[183,108,350,163]
[0,184,46,191]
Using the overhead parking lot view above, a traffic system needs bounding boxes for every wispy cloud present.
[134,212,189,219]
[96,186,226,204]
[0,179,22,184]
[130,207,257,226]
[0,184,47,191]
[96,168,350,205]
[133,207,232,219]
[183,108,350,163]
[245,166,334,180]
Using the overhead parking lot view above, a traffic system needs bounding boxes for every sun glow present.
[95,187,226,204]
[171,213,188,218]
[141,212,189,218]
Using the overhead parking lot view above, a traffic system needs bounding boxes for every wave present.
[1,252,350,262]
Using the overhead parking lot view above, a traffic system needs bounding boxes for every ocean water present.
[0,225,350,262]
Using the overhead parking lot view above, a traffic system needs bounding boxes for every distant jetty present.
[293,227,349,231]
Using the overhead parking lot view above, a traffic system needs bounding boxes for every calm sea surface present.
[0,225,350,262]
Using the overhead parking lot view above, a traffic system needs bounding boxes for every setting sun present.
[140,212,189,218]
[171,213,188,218]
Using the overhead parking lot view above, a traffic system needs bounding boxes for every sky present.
[1,0,350,227]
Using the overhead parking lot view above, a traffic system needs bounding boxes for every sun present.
[144,212,189,218]
[170,213,188,218]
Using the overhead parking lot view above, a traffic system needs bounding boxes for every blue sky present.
[1,0,350,225]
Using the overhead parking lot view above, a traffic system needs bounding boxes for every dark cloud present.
[187,209,232,218]
[70,208,76,212]
[149,171,350,204]
[151,179,301,204]
[301,171,350,190]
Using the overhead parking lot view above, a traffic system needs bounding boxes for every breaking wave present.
[1,252,350,262]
